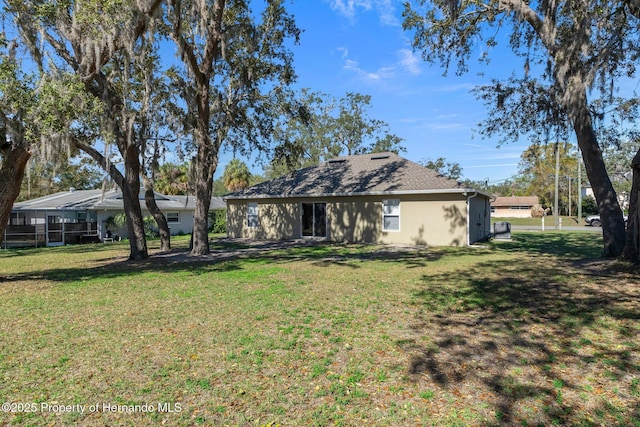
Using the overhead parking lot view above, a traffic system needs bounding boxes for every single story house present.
[225,152,492,247]
[491,196,540,218]
[2,188,225,249]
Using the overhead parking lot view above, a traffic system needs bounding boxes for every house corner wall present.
[468,195,491,244]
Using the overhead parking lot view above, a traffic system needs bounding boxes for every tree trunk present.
[143,177,171,251]
[122,143,148,260]
[71,136,148,260]
[622,148,640,262]
[0,142,30,244]
[191,147,213,256]
[565,80,626,257]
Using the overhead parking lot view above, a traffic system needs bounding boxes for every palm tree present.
[222,159,252,192]
[155,163,189,195]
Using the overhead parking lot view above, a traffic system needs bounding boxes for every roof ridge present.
[227,153,477,199]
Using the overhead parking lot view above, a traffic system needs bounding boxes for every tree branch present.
[69,135,124,188]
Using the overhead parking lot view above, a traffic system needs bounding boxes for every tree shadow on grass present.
[0,240,449,284]
[493,232,603,259]
[403,256,639,426]
[0,232,613,288]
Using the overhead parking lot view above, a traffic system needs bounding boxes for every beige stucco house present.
[225,152,492,247]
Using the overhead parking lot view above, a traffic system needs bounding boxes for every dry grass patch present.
[0,233,638,426]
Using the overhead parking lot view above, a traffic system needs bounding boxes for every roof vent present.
[371,154,390,160]
[327,159,346,164]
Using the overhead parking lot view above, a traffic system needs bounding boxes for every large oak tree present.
[164,0,300,255]
[0,38,32,241]
[404,0,640,257]
[7,0,163,260]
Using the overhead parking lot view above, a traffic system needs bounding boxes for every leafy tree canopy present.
[17,156,103,201]
[267,89,405,178]
[421,157,463,181]
[403,0,640,256]
[518,142,579,214]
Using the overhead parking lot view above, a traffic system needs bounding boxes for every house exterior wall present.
[468,194,492,244]
[227,193,489,246]
[227,200,301,240]
[492,206,532,218]
[97,208,197,239]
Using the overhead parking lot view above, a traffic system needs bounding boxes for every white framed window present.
[166,212,180,223]
[247,202,259,228]
[382,199,400,231]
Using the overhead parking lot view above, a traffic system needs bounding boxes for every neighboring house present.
[581,186,595,200]
[582,185,629,211]
[491,196,540,218]
[2,188,225,249]
[225,152,492,247]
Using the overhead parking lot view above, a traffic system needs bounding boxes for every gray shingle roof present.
[13,189,225,211]
[226,152,469,199]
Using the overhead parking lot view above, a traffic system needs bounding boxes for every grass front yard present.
[0,233,638,426]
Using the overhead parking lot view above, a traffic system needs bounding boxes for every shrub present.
[531,204,545,218]
[105,213,160,239]
[582,195,598,216]
[209,209,227,234]
[143,215,160,238]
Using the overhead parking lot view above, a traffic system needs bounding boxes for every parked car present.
[585,214,628,227]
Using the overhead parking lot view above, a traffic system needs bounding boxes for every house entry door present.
[47,215,64,246]
[301,203,327,238]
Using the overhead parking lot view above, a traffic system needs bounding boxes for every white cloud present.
[336,46,349,59]
[375,0,399,26]
[341,49,421,84]
[397,114,469,131]
[328,0,398,26]
[427,122,468,131]
[344,59,395,82]
[434,83,476,92]
[398,49,421,75]
[329,0,371,19]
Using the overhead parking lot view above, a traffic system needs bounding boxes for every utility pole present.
[568,176,572,217]
[554,142,560,230]
[578,148,582,223]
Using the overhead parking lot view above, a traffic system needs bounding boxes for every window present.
[9,213,25,226]
[247,202,259,228]
[77,212,87,223]
[382,199,400,231]
[166,212,180,223]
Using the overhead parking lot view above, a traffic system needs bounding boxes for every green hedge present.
[209,209,227,233]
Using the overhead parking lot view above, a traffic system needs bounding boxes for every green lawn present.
[492,216,587,227]
[0,234,638,426]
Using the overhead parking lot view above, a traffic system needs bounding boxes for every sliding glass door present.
[301,202,327,238]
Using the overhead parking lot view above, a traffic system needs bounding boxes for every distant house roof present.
[13,189,226,211]
[226,152,486,200]
[492,196,539,207]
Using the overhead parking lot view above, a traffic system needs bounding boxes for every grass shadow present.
[0,239,449,284]
[405,252,639,426]
[491,231,603,259]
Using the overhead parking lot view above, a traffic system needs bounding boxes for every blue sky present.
[216,0,531,183]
